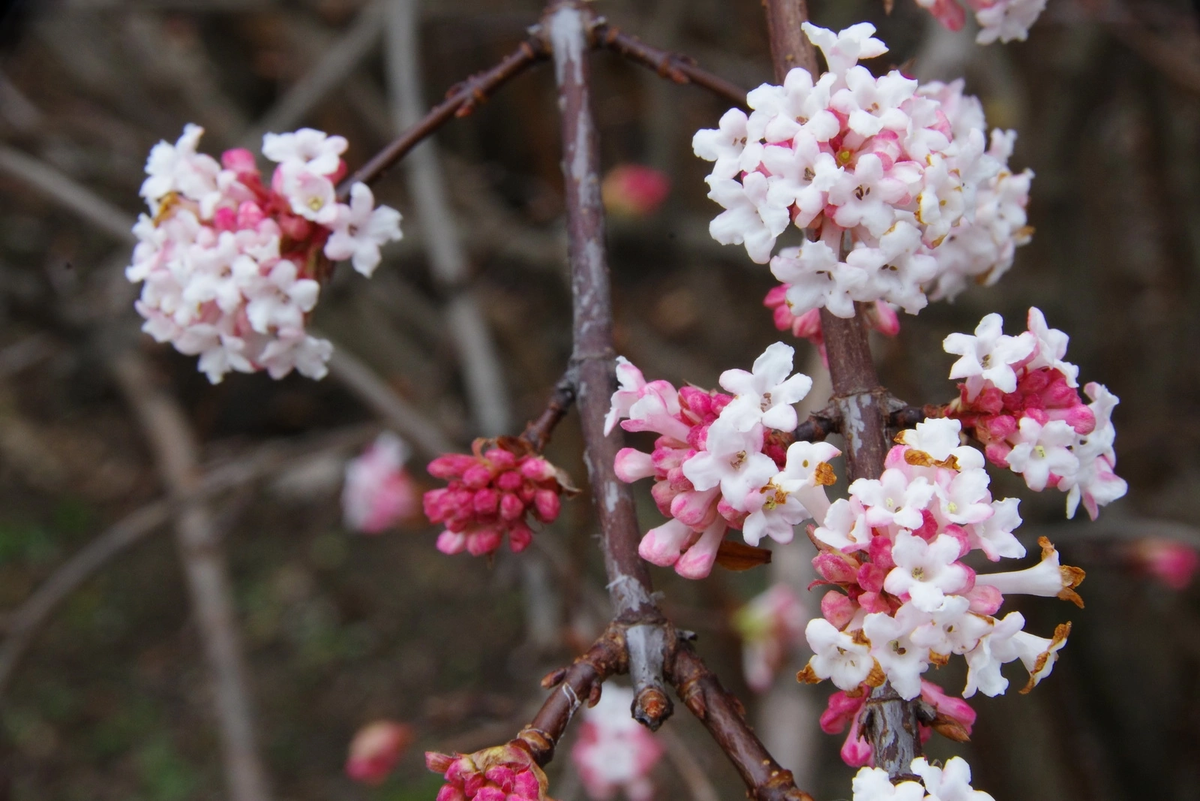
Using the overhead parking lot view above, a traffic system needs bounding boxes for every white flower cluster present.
[692,24,1032,318]
[801,417,1079,701]
[853,756,994,801]
[129,125,403,383]
[608,342,840,579]
[915,0,1047,45]
[944,309,1127,519]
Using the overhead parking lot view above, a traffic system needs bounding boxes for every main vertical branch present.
[761,0,922,779]
[546,0,673,730]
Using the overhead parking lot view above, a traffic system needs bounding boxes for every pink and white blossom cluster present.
[426,744,550,801]
[692,24,1032,323]
[342,432,420,534]
[570,684,664,801]
[128,125,402,383]
[733,583,807,692]
[607,343,839,580]
[944,308,1127,519]
[423,438,572,557]
[916,0,1047,45]
[799,416,1081,703]
[823,680,976,767]
[852,755,994,801]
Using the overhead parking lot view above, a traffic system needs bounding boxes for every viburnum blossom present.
[916,0,1048,45]
[426,743,550,801]
[601,164,671,217]
[570,684,664,801]
[734,584,807,692]
[345,720,414,785]
[606,343,838,579]
[342,432,420,534]
[128,125,403,383]
[693,23,1033,332]
[799,417,1083,715]
[943,308,1127,518]
[423,437,575,557]
[852,756,995,801]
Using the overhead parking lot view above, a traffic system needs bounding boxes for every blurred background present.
[0,0,1198,799]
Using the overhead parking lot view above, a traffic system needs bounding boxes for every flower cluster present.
[423,437,573,557]
[799,417,1082,704]
[342,432,420,534]
[916,0,1047,45]
[570,685,664,801]
[943,308,1127,519]
[853,756,994,801]
[692,24,1032,323]
[733,583,807,692]
[129,125,403,382]
[822,679,975,767]
[607,343,839,579]
[426,744,550,801]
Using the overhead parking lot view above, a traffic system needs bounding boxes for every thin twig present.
[521,370,578,453]
[385,0,513,437]
[0,424,379,698]
[111,351,273,801]
[594,25,749,109]
[339,35,548,198]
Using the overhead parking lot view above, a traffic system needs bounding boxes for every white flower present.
[974,0,1048,45]
[963,611,1025,697]
[323,182,403,277]
[1025,307,1078,386]
[967,496,1026,561]
[801,22,888,77]
[693,108,750,180]
[911,756,995,801]
[803,618,873,691]
[682,418,777,512]
[943,312,1037,398]
[851,766,927,801]
[813,497,871,552]
[851,469,935,531]
[718,342,813,432]
[275,161,338,224]
[262,127,348,174]
[706,172,789,264]
[772,240,869,318]
[974,536,1083,603]
[1004,418,1079,491]
[244,259,320,334]
[884,531,971,612]
[863,605,928,699]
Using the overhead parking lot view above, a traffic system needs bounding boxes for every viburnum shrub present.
[126,1,1136,798]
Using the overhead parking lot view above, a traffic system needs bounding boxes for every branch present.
[0,424,379,698]
[760,0,922,779]
[338,35,548,199]
[521,369,578,453]
[593,24,749,109]
[111,352,273,801]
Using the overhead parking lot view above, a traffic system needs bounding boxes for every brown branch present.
[521,369,578,453]
[112,352,273,801]
[546,0,674,731]
[794,407,841,442]
[338,35,548,199]
[667,640,813,801]
[594,24,749,109]
[761,0,922,780]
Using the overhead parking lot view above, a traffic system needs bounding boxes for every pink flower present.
[346,720,414,785]
[1127,539,1199,591]
[343,432,420,534]
[601,164,671,217]
[571,685,664,801]
[423,437,574,557]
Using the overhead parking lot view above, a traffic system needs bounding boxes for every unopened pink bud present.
[867,300,900,337]
[484,448,517,471]
[508,521,533,552]
[813,552,858,584]
[426,751,456,774]
[601,164,671,217]
[474,788,507,801]
[237,201,266,229]
[473,488,500,516]
[435,786,467,801]
[821,590,856,629]
[346,720,413,785]
[1129,538,1200,590]
[221,147,258,175]
[499,493,524,522]
[436,530,468,555]
[519,457,555,481]
[857,562,889,593]
[868,534,896,571]
[213,206,238,231]
[467,528,502,556]
[533,489,560,522]
[462,465,493,490]
[428,454,477,479]
[495,470,523,493]
[614,448,656,482]
[964,584,1003,615]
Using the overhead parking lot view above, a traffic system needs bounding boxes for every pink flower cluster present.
[823,679,975,767]
[342,432,420,534]
[607,343,839,579]
[426,744,549,801]
[570,684,664,801]
[943,308,1127,519]
[128,125,402,383]
[693,24,1032,321]
[852,755,995,801]
[800,417,1081,704]
[917,0,1047,45]
[733,583,807,692]
[423,437,571,557]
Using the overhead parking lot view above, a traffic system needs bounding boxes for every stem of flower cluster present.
[761,0,925,780]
